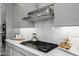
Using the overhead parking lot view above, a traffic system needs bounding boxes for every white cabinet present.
[0,6,1,42]
[49,48,74,56]
[13,4,20,28]
[6,41,38,56]
[18,3,36,17]
[6,45,24,56]
[12,49,24,56]
[54,3,79,26]
[26,3,37,12]
[14,4,34,28]
[6,4,15,38]
[1,4,6,21]
[6,44,12,56]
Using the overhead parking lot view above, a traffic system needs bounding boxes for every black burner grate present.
[21,41,58,53]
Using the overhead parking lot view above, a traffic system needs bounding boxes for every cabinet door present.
[12,49,24,56]
[14,4,34,28]
[13,4,20,28]
[18,3,36,17]
[6,45,12,56]
[54,3,79,26]
[50,48,74,56]
[6,4,15,38]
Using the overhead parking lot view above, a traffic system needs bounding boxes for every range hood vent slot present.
[23,3,54,21]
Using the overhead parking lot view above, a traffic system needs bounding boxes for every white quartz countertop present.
[6,39,78,56]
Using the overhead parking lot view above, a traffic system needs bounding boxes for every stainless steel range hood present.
[23,3,54,21]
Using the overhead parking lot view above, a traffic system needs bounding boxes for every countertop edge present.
[6,39,78,56]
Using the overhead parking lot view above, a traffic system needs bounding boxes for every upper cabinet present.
[54,3,79,26]
[13,3,35,28]
[1,4,7,21]
[18,3,37,17]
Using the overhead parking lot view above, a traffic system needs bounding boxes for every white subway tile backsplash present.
[19,27,79,45]
[20,28,37,41]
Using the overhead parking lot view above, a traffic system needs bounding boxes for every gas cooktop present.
[20,41,58,53]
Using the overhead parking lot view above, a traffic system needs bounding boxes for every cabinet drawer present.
[6,41,38,56]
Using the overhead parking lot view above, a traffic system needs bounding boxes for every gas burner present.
[21,40,58,53]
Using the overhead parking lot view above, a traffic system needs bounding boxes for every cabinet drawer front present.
[6,41,38,56]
